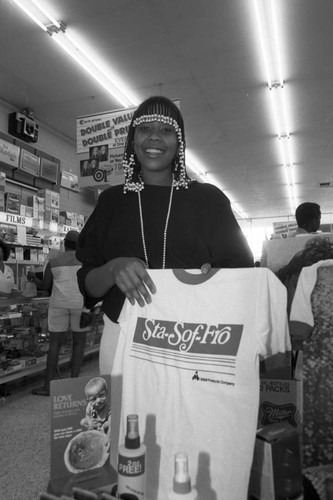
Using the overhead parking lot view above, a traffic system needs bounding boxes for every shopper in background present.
[76,95,254,376]
[290,258,333,470]
[29,230,88,396]
[277,236,333,313]
[289,202,321,237]
[0,239,19,296]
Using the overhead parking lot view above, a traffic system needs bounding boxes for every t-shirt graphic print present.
[112,268,291,500]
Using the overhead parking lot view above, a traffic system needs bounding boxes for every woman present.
[76,95,254,373]
[290,256,333,470]
[0,239,18,296]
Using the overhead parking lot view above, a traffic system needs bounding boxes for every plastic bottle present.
[117,414,146,500]
[167,452,198,500]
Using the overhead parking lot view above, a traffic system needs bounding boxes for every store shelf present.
[0,344,99,385]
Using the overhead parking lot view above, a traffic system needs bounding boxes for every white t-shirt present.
[112,268,291,500]
[49,251,84,309]
[290,259,333,327]
[0,264,16,294]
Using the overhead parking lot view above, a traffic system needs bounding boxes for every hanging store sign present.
[76,100,180,189]
[0,211,33,227]
[76,105,136,188]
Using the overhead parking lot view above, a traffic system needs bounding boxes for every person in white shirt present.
[0,239,19,297]
[28,231,88,396]
[289,202,321,237]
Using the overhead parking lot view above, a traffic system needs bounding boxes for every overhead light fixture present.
[49,28,139,108]
[9,0,140,107]
[11,0,49,31]
[268,83,291,138]
[10,0,249,217]
[252,0,285,88]
[284,165,297,212]
[253,0,297,212]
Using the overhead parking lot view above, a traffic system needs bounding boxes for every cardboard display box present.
[48,375,116,497]
[249,422,303,500]
[258,351,303,434]
[37,188,60,209]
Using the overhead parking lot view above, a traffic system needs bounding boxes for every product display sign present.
[48,375,116,496]
[273,221,298,238]
[76,106,137,188]
[76,100,180,189]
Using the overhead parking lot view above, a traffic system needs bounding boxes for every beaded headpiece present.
[123,96,191,192]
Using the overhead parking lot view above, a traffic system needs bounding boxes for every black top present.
[76,181,254,322]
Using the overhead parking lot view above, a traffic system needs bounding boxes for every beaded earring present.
[123,153,144,193]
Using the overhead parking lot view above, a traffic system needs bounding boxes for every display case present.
[0,296,103,386]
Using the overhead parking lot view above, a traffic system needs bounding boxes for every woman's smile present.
[133,120,178,183]
[145,147,165,157]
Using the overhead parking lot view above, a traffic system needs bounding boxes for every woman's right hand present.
[108,257,156,307]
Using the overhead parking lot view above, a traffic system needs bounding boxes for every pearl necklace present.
[138,182,174,269]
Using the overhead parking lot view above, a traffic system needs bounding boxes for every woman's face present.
[133,120,178,184]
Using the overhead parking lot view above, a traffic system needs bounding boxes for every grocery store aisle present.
[0,355,99,500]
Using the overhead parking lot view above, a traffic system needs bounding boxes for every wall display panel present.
[40,157,60,184]
[19,149,40,176]
[60,170,79,191]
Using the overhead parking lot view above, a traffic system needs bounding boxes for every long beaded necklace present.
[137,181,174,269]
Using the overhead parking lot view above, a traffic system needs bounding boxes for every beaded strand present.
[137,180,174,269]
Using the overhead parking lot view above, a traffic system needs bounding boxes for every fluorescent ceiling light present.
[278,135,294,167]
[30,0,60,28]
[252,0,284,87]
[10,0,249,217]
[253,0,297,213]
[9,0,139,108]
[268,84,291,138]
[50,32,139,108]
[11,0,48,31]
[284,165,297,212]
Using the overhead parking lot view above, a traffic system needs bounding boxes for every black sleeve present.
[203,184,254,268]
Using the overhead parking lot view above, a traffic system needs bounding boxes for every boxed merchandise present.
[32,208,45,220]
[60,211,74,225]
[5,192,21,214]
[29,248,38,262]
[19,205,27,216]
[44,208,59,223]
[258,351,303,433]
[0,191,5,212]
[16,356,37,369]
[27,195,45,211]
[48,375,116,497]
[15,247,24,261]
[37,188,60,209]
[0,171,6,190]
[248,422,303,500]
[20,205,34,218]
[76,214,85,228]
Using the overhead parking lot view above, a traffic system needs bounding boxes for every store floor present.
[0,354,99,500]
